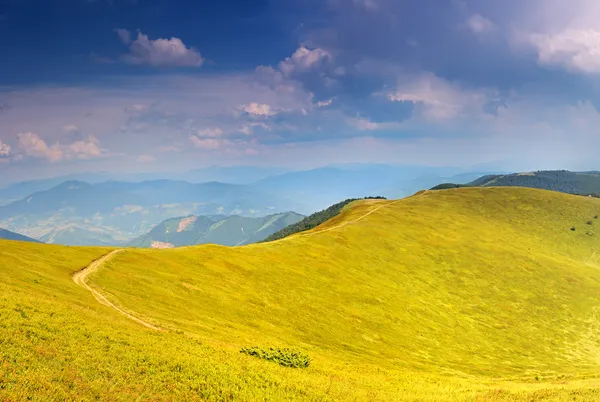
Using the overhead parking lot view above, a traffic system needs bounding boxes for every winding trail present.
[73,198,411,329]
[73,250,162,331]
[292,198,405,239]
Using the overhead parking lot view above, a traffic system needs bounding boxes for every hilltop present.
[127,212,304,248]
[261,196,386,242]
[3,187,600,400]
[432,170,600,195]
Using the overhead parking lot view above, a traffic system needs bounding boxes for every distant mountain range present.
[127,212,304,248]
[0,228,42,243]
[0,164,502,246]
[0,180,300,246]
[432,171,600,196]
[0,166,291,205]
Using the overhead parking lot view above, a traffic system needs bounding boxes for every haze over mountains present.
[5,166,600,247]
[0,228,42,243]
[128,212,304,248]
[0,164,492,245]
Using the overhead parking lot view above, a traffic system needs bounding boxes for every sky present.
[2,0,600,181]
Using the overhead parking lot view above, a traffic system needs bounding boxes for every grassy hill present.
[3,187,600,400]
[432,170,600,196]
[127,212,305,248]
[261,196,385,243]
[0,227,42,243]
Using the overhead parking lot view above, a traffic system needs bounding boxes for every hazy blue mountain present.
[176,166,291,184]
[0,179,303,246]
[39,225,118,246]
[0,166,292,205]
[254,165,498,210]
[128,212,305,248]
[0,228,42,243]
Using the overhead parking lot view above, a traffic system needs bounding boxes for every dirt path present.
[293,198,405,239]
[73,250,162,331]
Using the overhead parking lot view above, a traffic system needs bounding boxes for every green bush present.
[240,347,311,368]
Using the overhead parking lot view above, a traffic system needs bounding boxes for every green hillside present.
[39,224,118,246]
[3,187,600,400]
[127,212,304,248]
[261,196,386,242]
[0,227,42,243]
[432,170,600,195]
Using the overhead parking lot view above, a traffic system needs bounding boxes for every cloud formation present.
[387,73,491,121]
[0,140,10,156]
[241,103,278,117]
[116,29,204,67]
[17,132,104,163]
[527,30,600,73]
[279,47,332,77]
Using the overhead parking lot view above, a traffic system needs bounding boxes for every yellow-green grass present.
[3,187,600,400]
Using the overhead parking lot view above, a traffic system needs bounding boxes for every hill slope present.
[432,170,600,195]
[261,197,385,242]
[4,187,600,400]
[127,212,305,248]
[0,228,42,243]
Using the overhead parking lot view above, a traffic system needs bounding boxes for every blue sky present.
[2,0,600,180]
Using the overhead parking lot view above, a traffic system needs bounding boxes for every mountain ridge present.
[127,211,305,248]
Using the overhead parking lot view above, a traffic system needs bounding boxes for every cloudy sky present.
[2,0,600,180]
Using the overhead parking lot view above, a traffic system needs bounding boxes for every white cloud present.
[527,29,600,73]
[466,14,496,35]
[189,136,230,150]
[241,102,278,116]
[17,132,104,163]
[279,47,332,77]
[387,73,490,120]
[196,127,224,138]
[117,30,204,67]
[508,0,600,74]
[316,99,333,107]
[0,140,10,156]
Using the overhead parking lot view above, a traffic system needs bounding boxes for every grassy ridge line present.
[260,196,386,243]
[278,199,403,241]
[72,249,162,331]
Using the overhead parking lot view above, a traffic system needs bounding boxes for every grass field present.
[3,187,600,400]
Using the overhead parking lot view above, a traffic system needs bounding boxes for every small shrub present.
[240,347,310,368]
[595,215,598,220]
[587,220,593,225]
[571,227,576,231]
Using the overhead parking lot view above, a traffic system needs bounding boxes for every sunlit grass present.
[3,187,600,400]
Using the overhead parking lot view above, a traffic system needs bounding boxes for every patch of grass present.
[240,347,310,368]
